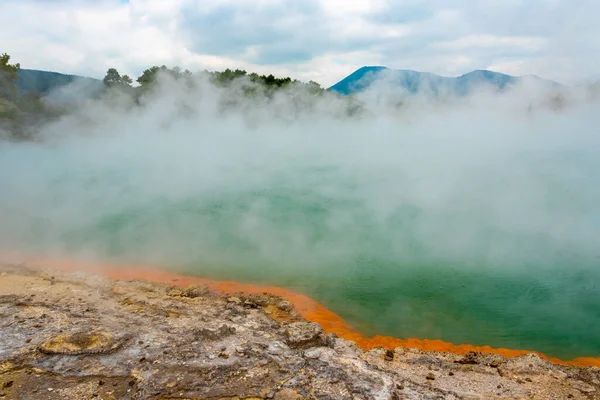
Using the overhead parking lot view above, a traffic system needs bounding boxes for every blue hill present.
[328,66,388,94]
[16,69,103,95]
[329,66,559,96]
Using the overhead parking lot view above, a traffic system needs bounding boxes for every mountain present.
[329,66,560,96]
[16,69,102,95]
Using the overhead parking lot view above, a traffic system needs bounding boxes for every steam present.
[1,73,599,357]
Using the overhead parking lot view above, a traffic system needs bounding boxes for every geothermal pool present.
[1,105,599,361]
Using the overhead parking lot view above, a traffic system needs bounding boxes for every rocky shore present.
[1,263,599,399]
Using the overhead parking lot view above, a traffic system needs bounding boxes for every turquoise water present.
[1,110,600,360]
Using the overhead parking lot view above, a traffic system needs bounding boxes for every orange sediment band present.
[2,252,599,368]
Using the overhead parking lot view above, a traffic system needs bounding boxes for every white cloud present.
[319,0,388,15]
[0,0,598,86]
[432,35,547,51]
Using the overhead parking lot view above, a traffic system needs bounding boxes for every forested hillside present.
[16,69,102,94]
[0,53,67,139]
[0,53,328,140]
[100,65,324,97]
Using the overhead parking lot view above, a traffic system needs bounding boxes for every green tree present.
[103,68,133,88]
[0,53,20,77]
[121,74,133,85]
[137,66,161,87]
[136,65,193,92]
[0,53,20,100]
[0,53,56,139]
[103,68,121,87]
[306,80,323,95]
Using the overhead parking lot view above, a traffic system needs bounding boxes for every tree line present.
[0,52,329,139]
[0,53,64,139]
[102,65,324,96]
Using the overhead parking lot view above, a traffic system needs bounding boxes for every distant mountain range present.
[328,66,561,96]
[16,69,102,95]
[14,67,562,99]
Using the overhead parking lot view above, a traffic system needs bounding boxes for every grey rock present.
[277,300,294,312]
[284,322,326,348]
[0,263,595,400]
[573,380,596,393]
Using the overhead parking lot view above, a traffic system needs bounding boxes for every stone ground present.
[0,263,599,400]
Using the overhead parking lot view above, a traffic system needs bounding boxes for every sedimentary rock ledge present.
[0,264,598,400]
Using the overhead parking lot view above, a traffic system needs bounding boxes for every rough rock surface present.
[0,263,599,399]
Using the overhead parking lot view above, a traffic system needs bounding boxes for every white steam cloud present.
[1,73,600,357]
[2,75,597,267]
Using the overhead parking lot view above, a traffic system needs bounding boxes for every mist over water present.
[1,76,600,359]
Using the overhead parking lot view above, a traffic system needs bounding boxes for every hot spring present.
[1,84,599,361]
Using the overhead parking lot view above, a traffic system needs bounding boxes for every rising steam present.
[1,73,599,358]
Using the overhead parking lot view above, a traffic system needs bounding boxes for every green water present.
[1,119,600,360]
[5,180,598,360]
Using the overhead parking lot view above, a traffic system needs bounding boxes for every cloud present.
[432,35,547,52]
[0,0,598,86]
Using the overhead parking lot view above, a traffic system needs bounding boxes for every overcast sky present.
[1,0,598,87]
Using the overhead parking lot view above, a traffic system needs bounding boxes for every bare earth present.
[0,263,599,400]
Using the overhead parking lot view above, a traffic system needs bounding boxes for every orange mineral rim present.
[1,251,599,368]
